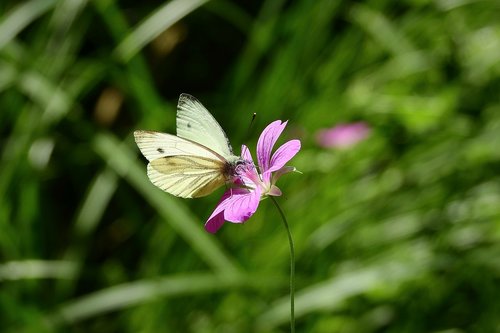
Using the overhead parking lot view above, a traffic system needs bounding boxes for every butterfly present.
[134,93,243,198]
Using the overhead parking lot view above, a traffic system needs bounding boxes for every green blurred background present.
[1,0,500,332]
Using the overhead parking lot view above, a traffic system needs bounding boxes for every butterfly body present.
[134,94,242,198]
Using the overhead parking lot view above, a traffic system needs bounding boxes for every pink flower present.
[316,122,370,149]
[205,120,301,233]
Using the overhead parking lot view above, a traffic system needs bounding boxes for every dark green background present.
[1,0,499,332]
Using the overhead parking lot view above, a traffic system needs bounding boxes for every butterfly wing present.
[134,130,228,198]
[148,156,226,198]
[176,93,237,161]
[134,130,225,161]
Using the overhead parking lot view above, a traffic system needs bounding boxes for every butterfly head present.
[222,157,257,190]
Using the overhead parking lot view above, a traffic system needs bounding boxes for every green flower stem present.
[270,196,295,333]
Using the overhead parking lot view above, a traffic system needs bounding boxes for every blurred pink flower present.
[316,122,371,149]
[205,120,301,233]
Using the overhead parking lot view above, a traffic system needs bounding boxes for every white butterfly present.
[134,93,242,198]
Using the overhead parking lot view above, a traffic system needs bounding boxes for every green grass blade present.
[114,0,209,62]
[0,0,56,50]
[0,260,77,281]
[50,272,282,325]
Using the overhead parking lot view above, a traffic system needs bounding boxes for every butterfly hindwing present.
[148,156,226,198]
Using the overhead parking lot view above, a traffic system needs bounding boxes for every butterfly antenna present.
[245,112,257,146]
[239,113,257,161]
[241,112,257,154]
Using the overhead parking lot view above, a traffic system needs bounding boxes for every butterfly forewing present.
[148,156,226,198]
[176,94,236,160]
[134,130,224,161]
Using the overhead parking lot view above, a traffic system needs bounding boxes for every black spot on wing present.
[157,148,164,153]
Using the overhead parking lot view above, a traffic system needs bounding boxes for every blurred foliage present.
[1,0,500,332]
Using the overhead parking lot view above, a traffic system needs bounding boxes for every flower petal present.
[257,120,287,173]
[223,187,262,223]
[268,139,301,173]
[204,210,226,233]
[204,190,233,233]
[241,144,253,162]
